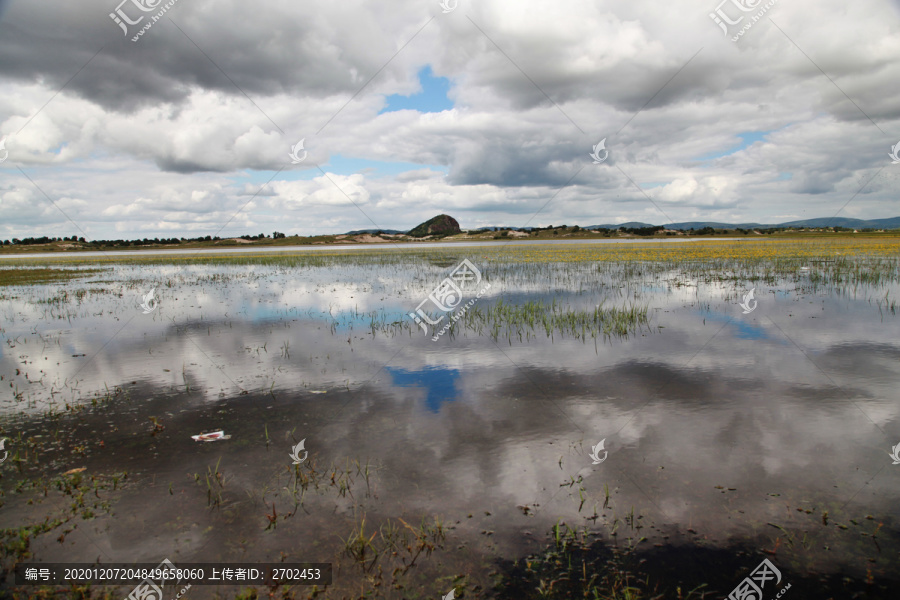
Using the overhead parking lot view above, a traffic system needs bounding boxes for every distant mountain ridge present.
[345,229,404,235]
[585,216,900,230]
[342,216,900,236]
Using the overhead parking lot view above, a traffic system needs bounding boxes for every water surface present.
[1,245,898,598]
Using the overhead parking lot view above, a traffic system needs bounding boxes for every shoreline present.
[2,233,894,260]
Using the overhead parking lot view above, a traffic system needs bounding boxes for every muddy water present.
[1,255,898,598]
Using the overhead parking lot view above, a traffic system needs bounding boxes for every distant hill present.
[585,217,900,231]
[408,214,461,237]
[344,228,404,235]
[587,222,657,230]
[777,216,900,229]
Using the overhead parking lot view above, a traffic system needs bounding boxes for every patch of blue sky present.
[694,131,773,162]
[234,156,446,187]
[320,155,446,177]
[379,65,453,115]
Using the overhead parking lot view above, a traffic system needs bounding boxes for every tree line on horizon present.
[0,224,880,248]
[1,232,292,247]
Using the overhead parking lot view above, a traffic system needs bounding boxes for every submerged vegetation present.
[494,520,702,600]
[0,267,106,287]
[458,299,652,342]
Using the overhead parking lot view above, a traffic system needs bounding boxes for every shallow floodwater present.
[1,248,898,598]
[0,236,751,260]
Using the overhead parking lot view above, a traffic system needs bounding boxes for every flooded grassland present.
[1,237,899,599]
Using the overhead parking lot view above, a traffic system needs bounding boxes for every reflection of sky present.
[386,366,460,413]
[2,257,899,580]
[244,304,414,329]
[1,260,896,420]
[700,310,774,341]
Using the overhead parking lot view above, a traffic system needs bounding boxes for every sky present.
[0,0,899,239]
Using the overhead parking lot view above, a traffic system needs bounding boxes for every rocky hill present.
[407,214,461,238]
